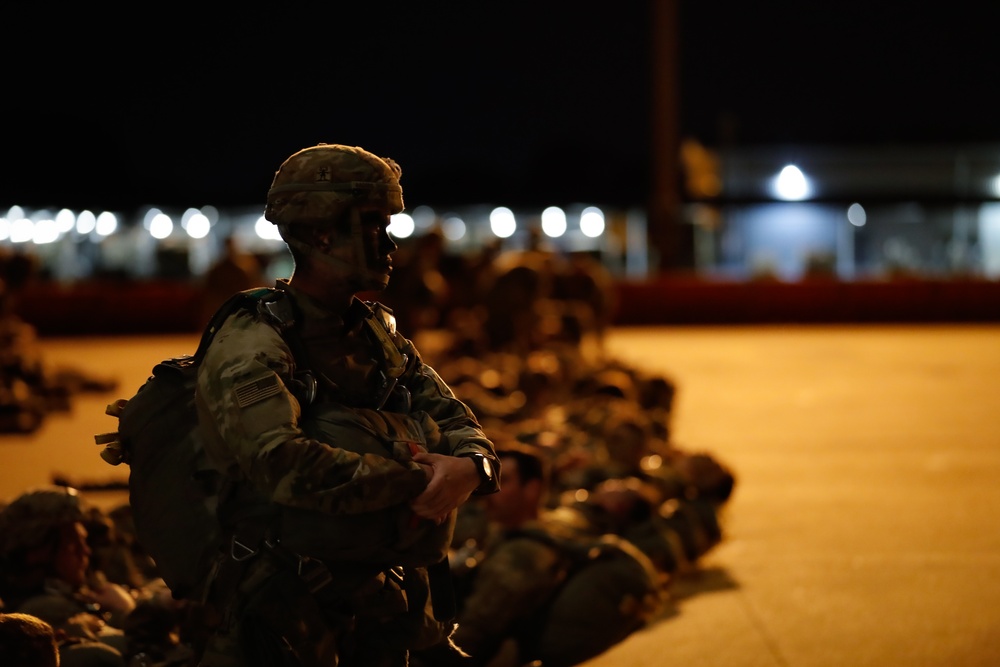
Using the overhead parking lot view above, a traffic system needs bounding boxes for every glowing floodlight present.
[490,207,517,238]
[541,206,567,237]
[772,164,810,201]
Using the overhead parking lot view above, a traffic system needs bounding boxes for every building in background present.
[3,142,1000,286]
[681,141,1000,281]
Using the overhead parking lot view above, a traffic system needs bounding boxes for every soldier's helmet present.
[265,144,404,228]
[0,486,85,557]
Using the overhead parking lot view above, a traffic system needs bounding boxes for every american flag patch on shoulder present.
[234,375,281,408]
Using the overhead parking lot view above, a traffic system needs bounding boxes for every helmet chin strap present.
[280,207,387,291]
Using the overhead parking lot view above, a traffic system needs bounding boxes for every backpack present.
[95,287,290,601]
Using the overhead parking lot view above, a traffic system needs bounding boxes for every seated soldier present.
[0,486,132,666]
[0,486,187,667]
[421,442,665,667]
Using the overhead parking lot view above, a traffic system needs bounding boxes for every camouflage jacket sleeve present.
[400,340,496,459]
[451,536,566,660]
[195,310,427,514]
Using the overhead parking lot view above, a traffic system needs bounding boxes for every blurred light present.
[0,217,9,242]
[541,206,567,237]
[641,454,663,471]
[255,215,283,241]
[184,211,211,239]
[388,212,414,239]
[55,209,76,234]
[442,216,466,241]
[32,217,60,244]
[847,203,867,227]
[95,211,117,236]
[200,205,220,224]
[6,205,25,220]
[9,217,34,243]
[411,205,437,231]
[76,210,97,234]
[988,175,1000,198]
[772,164,810,200]
[490,206,517,238]
[142,208,162,228]
[580,206,605,238]
[149,212,173,239]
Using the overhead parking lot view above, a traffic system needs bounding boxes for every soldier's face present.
[327,204,397,292]
[54,521,91,587]
[312,204,398,293]
[485,458,532,527]
[355,204,398,287]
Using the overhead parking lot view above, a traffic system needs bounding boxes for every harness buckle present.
[231,536,258,561]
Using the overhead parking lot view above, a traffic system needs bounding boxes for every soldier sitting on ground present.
[423,442,664,667]
[0,486,187,667]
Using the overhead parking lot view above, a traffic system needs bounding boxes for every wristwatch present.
[461,453,499,495]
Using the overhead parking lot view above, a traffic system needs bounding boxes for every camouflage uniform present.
[194,144,498,667]
[448,510,664,667]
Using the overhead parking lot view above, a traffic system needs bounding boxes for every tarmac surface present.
[2,323,999,666]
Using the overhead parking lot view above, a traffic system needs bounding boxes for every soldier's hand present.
[86,580,137,616]
[409,452,479,522]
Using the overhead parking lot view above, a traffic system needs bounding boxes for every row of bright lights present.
[5,166,1000,244]
[383,206,607,241]
[1,204,608,245]
[0,207,120,244]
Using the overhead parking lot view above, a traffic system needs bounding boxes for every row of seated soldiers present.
[397,241,735,665]
[0,403,731,666]
[407,313,734,666]
[0,243,734,666]
[0,302,734,667]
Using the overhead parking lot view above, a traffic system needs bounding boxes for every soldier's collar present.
[343,297,375,331]
[275,279,350,334]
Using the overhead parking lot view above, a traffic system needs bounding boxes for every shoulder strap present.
[195,287,281,362]
[196,287,315,405]
[363,301,410,380]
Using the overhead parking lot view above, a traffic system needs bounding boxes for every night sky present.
[3,2,998,213]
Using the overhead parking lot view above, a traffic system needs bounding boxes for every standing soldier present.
[194,143,500,667]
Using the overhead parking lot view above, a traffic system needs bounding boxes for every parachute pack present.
[95,287,295,600]
[501,527,664,666]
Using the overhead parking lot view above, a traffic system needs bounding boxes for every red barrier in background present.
[11,276,1000,337]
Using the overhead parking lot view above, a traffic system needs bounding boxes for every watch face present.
[480,455,494,480]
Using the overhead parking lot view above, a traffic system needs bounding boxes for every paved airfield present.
[2,324,999,667]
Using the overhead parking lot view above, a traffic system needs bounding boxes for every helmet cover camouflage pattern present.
[265,144,404,227]
[0,486,85,555]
